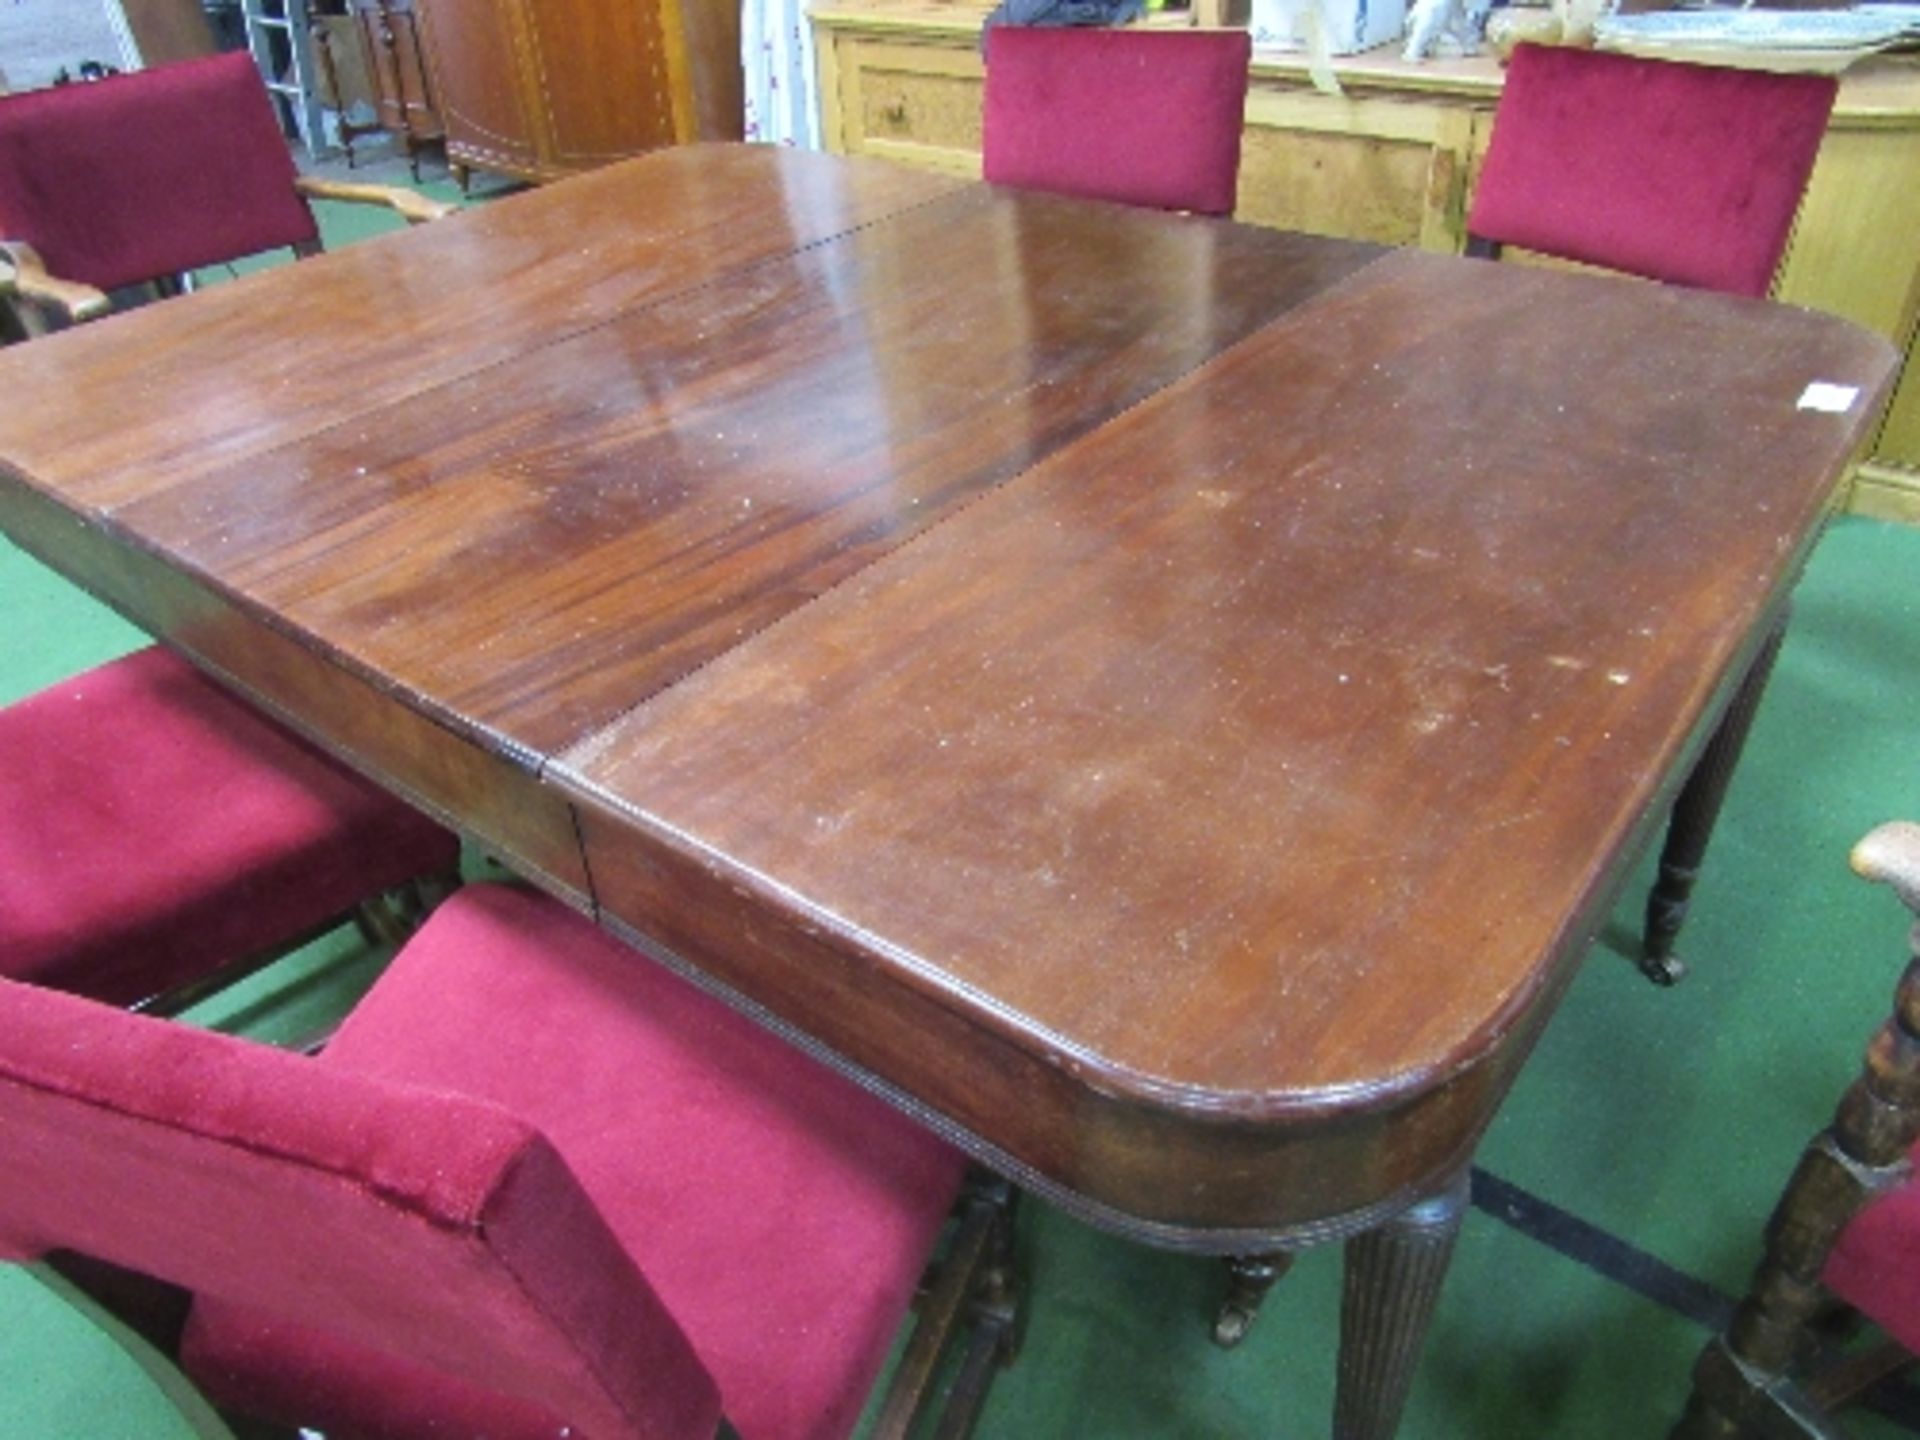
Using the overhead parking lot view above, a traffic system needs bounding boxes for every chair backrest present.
[982,26,1252,217]
[0,52,320,291]
[0,975,722,1439]
[1466,44,1837,299]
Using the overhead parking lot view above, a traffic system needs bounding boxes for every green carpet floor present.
[1,182,1917,1439]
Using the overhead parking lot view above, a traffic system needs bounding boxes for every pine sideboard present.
[811,0,1920,520]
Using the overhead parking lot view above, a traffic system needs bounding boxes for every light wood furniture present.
[117,0,217,67]
[409,0,744,188]
[812,3,1920,522]
[0,146,1895,1440]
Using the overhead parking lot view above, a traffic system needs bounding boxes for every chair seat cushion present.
[1823,1148,1920,1355]
[183,884,967,1440]
[0,647,458,1006]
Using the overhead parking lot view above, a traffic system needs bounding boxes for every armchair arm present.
[1853,821,1920,917]
[293,175,458,226]
[0,240,111,326]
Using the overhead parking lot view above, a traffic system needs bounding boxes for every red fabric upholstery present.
[0,52,319,291]
[1466,45,1836,298]
[983,27,1251,217]
[0,646,458,1006]
[181,884,968,1439]
[1823,1147,1920,1355]
[0,971,723,1440]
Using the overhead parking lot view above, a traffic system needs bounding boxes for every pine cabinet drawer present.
[822,38,984,176]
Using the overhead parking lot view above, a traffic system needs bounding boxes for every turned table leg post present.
[1642,613,1788,984]
[1333,1168,1472,1440]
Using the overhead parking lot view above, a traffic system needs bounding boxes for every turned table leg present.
[1334,1169,1472,1440]
[1642,614,1788,985]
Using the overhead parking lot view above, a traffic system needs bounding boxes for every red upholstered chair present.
[0,51,451,336]
[982,26,1252,217]
[0,646,461,1014]
[1673,822,1920,1438]
[1467,44,1837,299]
[0,882,1020,1439]
[1467,43,1838,986]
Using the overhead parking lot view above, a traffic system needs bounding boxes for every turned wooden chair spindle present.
[1673,821,1920,1437]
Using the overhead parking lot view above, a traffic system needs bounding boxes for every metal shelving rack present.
[239,0,326,154]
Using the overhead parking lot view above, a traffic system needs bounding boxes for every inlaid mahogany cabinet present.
[409,0,745,187]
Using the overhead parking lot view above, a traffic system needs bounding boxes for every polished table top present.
[0,145,1897,1249]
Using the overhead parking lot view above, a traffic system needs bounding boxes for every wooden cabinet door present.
[354,0,443,140]
[524,0,682,168]
[1238,86,1482,251]
[386,4,444,140]
[352,5,406,132]
[413,0,543,175]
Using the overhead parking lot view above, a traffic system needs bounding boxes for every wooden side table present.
[312,0,444,177]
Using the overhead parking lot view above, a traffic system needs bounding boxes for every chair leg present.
[931,1194,1024,1440]
[1673,1339,1847,1440]
[1642,615,1788,984]
[1670,833,1920,1438]
[870,1170,1023,1440]
[1212,1251,1294,1348]
[351,868,462,949]
[1333,1167,1471,1440]
[132,868,459,1026]
[1804,1338,1917,1414]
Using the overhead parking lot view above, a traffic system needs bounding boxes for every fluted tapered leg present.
[1334,1169,1471,1440]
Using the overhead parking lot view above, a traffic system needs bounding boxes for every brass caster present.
[1212,1302,1258,1349]
[1640,951,1687,987]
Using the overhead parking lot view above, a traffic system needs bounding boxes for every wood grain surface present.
[560,250,1898,1230]
[0,146,1897,1242]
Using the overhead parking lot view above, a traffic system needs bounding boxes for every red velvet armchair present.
[1467,43,1839,986]
[982,27,1253,217]
[0,51,453,336]
[0,646,460,1013]
[0,882,1020,1438]
[1674,822,1920,1437]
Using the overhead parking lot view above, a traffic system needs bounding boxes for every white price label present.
[1797,382,1861,414]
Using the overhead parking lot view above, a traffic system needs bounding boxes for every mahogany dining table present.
[0,145,1897,1438]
